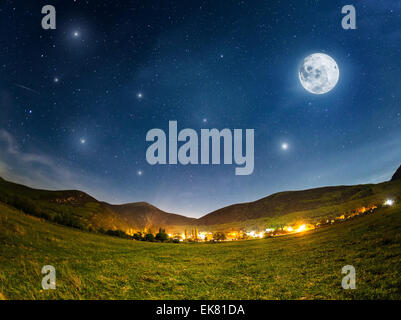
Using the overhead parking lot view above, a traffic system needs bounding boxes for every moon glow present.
[299,53,339,94]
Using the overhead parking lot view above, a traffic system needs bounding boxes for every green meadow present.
[1,201,401,300]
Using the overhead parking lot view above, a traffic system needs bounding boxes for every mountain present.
[108,202,195,232]
[391,165,401,181]
[0,177,193,234]
[196,167,401,228]
[1,164,400,233]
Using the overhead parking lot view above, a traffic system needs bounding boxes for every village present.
[160,200,394,243]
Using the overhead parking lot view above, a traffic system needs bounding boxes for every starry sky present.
[0,0,400,218]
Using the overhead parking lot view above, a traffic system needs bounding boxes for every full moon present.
[299,53,339,94]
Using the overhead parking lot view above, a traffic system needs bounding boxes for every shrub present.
[133,232,143,241]
[155,231,169,242]
[213,232,226,241]
[105,229,132,239]
[144,233,155,242]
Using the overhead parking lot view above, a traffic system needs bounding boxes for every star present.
[202,118,207,123]
[137,92,143,99]
[80,138,86,144]
[73,31,80,38]
[137,170,143,176]
[54,77,59,83]
[281,143,289,150]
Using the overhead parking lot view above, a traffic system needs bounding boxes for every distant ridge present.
[0,177,194,233]
[109,202,196,231]
[197,164,401,226]
[391,165,401,181]
[0,163,400,232]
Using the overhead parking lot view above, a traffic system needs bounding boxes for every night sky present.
[0,0,400,217]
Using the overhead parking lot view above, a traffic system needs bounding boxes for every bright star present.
[54,77,59,83]
[137,92,143,99]
[202,118,207,123]
[80,138,86,144]
[137,170,143,176]
[73,31,79,37]
[281,143,289,150]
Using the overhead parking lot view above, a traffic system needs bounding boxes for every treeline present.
[0,193,179,242]
[100,228,179,243]
[133,228,179,243]
[0,194,85,230]
[98,228,133,239]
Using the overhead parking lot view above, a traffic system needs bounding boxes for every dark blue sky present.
[0,0,400,217]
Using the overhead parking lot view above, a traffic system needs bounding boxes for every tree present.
[105,229,131,239]
[144,233,155,242]
[213,232,226,241]
[133,232,143,241]
[155,230,169,242]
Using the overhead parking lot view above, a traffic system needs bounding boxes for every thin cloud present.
[0,129,105,199]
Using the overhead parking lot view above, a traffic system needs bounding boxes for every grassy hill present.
[0,177,194,234]
[197,180,401,230]
[1,165,400,234]
[0,200,400,299]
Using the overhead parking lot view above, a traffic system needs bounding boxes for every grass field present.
[1,201,401,300]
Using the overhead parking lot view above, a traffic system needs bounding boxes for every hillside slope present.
[1,200,400,299]
[0,177,193,233]
[1,164,400,233]
[197,180,401,227]
[108,202,195,232]
[392,165,401,181]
